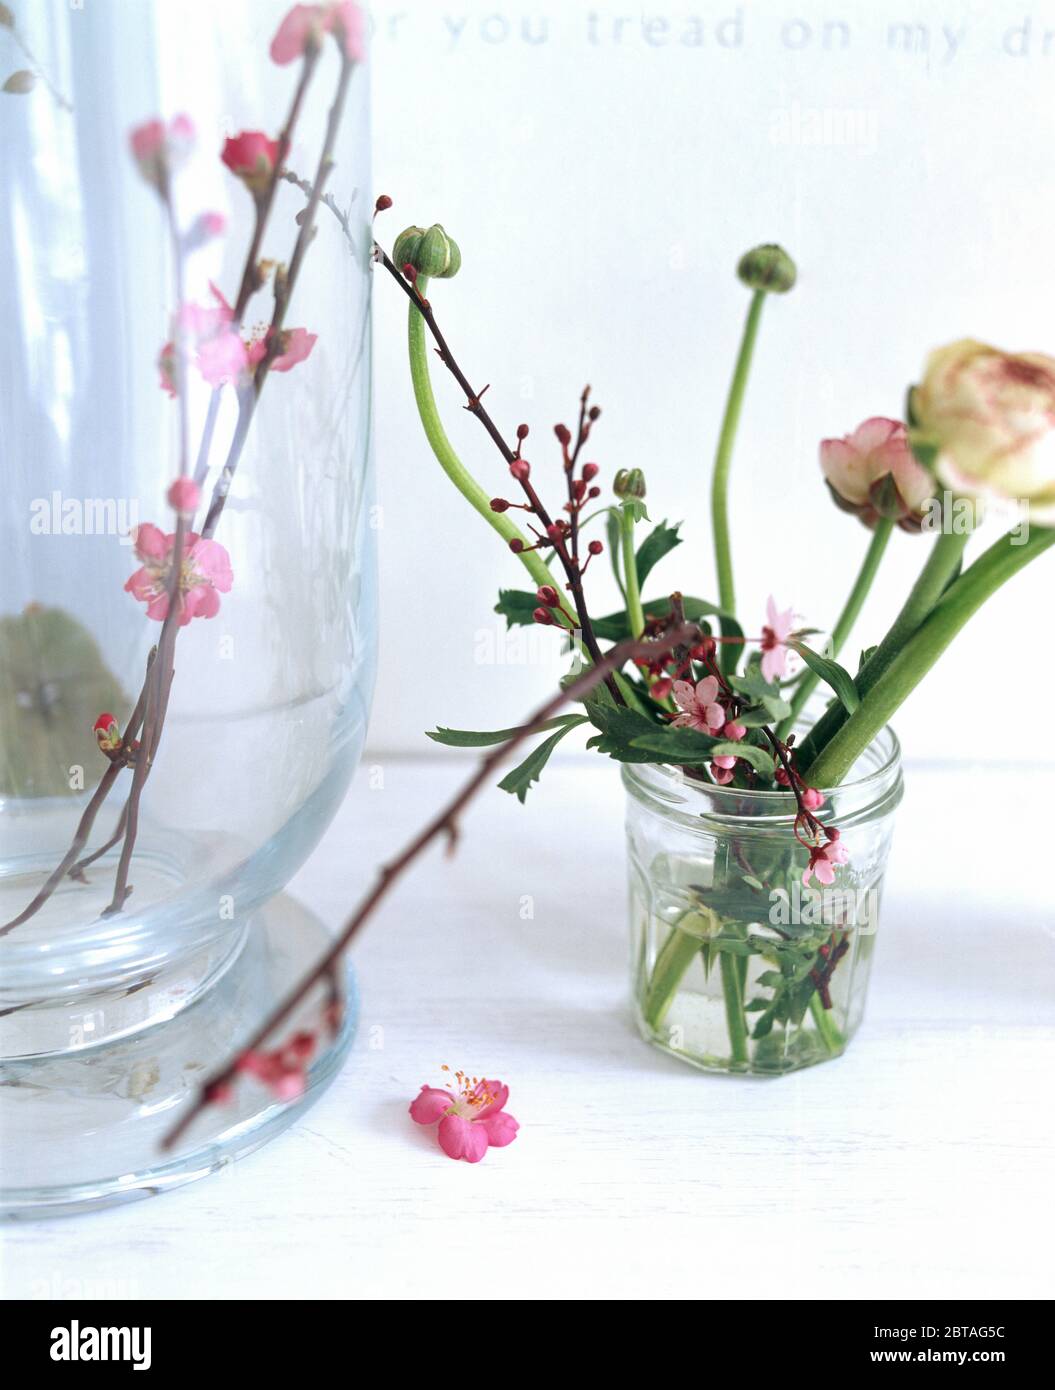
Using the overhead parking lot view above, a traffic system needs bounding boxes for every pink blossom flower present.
[409,1069,519,1164]
[760,596,794,683]
[129,114,195,191]
[125,523,233,625]
[801,787,825,812]
[171,284,251,390]
[710,757,736,785]
[270,2,365,66]
[802,835,850,888]
[167,477,201,517]
[671,675,725,734]
[221,131,281,196]
[820,417,933,531]
[724,720,746,742]
[271,327,318,372]
[238,1031,316,1101]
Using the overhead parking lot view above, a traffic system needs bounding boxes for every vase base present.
[0,893,357,1219]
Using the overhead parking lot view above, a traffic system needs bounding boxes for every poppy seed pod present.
[736,244,797,294]
[392,223,462,279]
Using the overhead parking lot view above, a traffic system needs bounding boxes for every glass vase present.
[0,0,374,1212]
[624,726,902,1075]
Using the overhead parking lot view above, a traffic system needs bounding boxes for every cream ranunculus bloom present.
[911,339,1055,524]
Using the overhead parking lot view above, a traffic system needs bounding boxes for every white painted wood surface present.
[2,757,1052,1300]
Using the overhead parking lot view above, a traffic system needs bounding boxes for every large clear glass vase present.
[625,727,902,1075]
[0,0,374,1211]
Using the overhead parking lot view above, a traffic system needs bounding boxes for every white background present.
[367,0,1055,761]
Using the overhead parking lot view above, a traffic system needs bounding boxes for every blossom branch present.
[160,623,701,1150]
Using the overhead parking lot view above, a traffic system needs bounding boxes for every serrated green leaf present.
[497,716,588,803]
[494,588,542,629]
[627,725,721,765]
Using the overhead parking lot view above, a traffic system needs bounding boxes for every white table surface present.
[2,756,1053,1301]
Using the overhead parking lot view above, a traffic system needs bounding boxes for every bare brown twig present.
[161,622,701,1149]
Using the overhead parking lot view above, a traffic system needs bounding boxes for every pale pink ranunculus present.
[270,1,365,65]
[820,417,933,531]
[803,835,850,888]
[221,130,281,196]
[760,596,794,683]
[911,339,1055,525]
[670,675,725,734]
[125,524,233,625]
[409,1072,519,1164]
[129,114,195,191]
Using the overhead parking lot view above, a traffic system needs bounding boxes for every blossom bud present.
[737,244,797,294]
[516,423,530,441]
[554,423,572,446]
[801,787,825,811]
[588,486,601,499]
[651,677,673,700]
[582,462,599,482]
[724,721,747,742]
[374,194,393,214]
[588,539,603,555]
[490,497,510,512]
[537,586,559,605]
[392,223,461,279]
[509,538,524,554]
[614,467,646,499]
[222,131,280,198]
[510,459,530,481]
[533,606,554,625]
[93,713,122,754]
[167,477,201,516]
[546,523,564,543]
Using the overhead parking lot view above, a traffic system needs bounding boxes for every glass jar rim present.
[621,721,902,830]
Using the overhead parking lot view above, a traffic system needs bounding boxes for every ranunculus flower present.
[409,1071,519,1164]
[129,114,195,191]
[221,131,281,197]
[670,675,725,734]
[270,1,365,65]
[911,339,1055,525]
[820,417,933,531]
[125,523,234,624]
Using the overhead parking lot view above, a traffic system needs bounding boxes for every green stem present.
[407,276,576,620]
[798,525,971,771]
[779,516,893,737]
[809,993,844,1054]
[719,953,750,1067]
[806,525,1055,786]
[711,289,765,615]
[620,504,645,638]
[644,917,706,1032]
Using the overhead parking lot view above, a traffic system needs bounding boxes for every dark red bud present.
[490,497,509,513]
[537,585,559,605]
[509,538,524,553]
[588,539,603,555]
[510,458,530,481]
[532,606,554,626]
[588,405,601,421]
[554,423,571,446]
[588,486,601,499]
[374,194,393,213]
[546,523,564,542]
[516,423,530,440]
[651,677,673,700]
[401,262,417,283]
[573,478,587,500]
[582,462,599,481]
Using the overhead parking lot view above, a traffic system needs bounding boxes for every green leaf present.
[586,706,665,763]
[627,725,721,765]
[634,519,682,588]
[426,714,582,749]
[606,509,626,602]
[494,589,542,629]
[788,641,860,714]
[710,740,775,775]
[498,716,588,803]
[592,594,727,643]
[729,668,791,721]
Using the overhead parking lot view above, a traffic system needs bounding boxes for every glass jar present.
[0,0,374,1210]
[624,725,902,1075]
